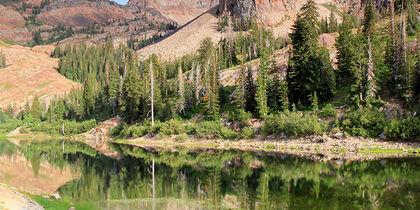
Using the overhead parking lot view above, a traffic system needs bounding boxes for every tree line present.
[13,0,417,140]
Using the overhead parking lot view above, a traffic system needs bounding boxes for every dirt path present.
[118,135,420,161]
[0,184,43,210]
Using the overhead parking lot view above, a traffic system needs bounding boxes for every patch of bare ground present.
[118,135,420,161]
[0,40,81,113]
[0,184,43,210]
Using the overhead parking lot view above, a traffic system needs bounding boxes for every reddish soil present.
[0,40,81,113]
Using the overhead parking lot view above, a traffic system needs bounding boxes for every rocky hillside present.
[127,0,219,25]
[0,40,80,113]
[0,0,177,47]
[0,4,31,43]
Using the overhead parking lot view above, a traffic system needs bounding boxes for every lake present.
[0,138,419,209]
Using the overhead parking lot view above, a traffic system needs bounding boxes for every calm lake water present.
[0,138,419,209]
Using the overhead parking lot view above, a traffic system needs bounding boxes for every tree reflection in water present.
[0,139,419,209]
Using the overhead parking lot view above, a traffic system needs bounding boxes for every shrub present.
[25,119,97,136]
[319,104,337,118]
[226,109,252,126]
[108,124,124,136]
[385,117,420,141]
[262,111,324,137]
[338,108,387,138]
[176,133,189,141]
[196,121,222,139]
[185,123,197,135]
[220,127,238,139]
[241,127,255,139]
[120,124,148,138]
[196,120,237,139]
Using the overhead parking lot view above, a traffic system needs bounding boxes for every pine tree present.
[108,65,121,114]
[328,11,338,33]
[120,66,142,123]
[336,15,358,87]
[245,64,257,114]
[0,51,5,68]
[287,0,335,108]
[256,49,269,118]
[82,75,95,118]
[24,101,30,117]
[361,0,379,103]
[176,64,186,114]
[311,92,319,111]
[30,95,42,120]
[205,52,220,119]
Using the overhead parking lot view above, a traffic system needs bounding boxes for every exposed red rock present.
[37,0,135,27]
[128,0,219,25]
[0,5,31,43]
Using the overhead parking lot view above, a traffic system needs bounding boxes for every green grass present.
[0,38,19,47]
[358,148,404,154]
[0,83,13,91]
[37,81,52,89]
[31,195,96,210]
[331,148,346,154]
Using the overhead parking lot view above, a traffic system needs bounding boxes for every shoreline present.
[114,135,420,161]
[4,131,420,161]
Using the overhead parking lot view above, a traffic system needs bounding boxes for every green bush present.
[25,119,97,136]
[338,108,387,138]
[120,124,148,138]
[319,104,337,118]
[262,111,324,137]
[241,127,255,139]
[157,119,185,137]
[385,117,420,141]
[108,124,124,136]
[185,123,197,135]
[196,120,237,139]
[226,109,252,126]
[176,133,189,141]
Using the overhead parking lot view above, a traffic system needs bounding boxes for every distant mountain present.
[0,0,176,47]
[127,0,219,25]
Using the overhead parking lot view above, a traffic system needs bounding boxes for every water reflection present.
[0,139,419,209]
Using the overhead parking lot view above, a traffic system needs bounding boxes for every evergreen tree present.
[336,15,359,88]
[311,92,319,111]
[120,66,142,123]
[328,12,338,33]
[205,53,220,119]
[287,0,335,108]
[267,77,288,112]
[33,31,43,45]
[256,49,269,118]
[82,75,95,118]
[24,101,30,117]
[0,51,5,68]
[176,64,186,114]
[245,64,257,114]
[30,95,42,120]
[108,65,121,114]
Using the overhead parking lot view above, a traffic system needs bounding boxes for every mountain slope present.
[127,0,219,25]
[0,40,80,112]
[137,6,222,60]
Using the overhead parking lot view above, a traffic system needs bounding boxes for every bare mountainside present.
[0,0,176,47]
[0,40,80,113]
[127,0,219,25]
[0,4,31,43]
[137,6,222,60]
[137,0,342,60]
